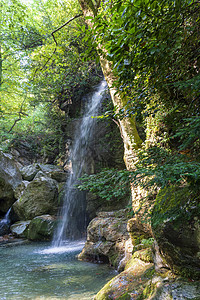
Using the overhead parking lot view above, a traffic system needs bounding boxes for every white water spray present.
[53,80,107,247]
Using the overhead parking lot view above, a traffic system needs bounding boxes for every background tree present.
[0,0,102,163]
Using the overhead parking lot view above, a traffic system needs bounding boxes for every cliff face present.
[76,1,200,297]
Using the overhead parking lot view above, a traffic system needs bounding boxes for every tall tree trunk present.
[78,0,142,170]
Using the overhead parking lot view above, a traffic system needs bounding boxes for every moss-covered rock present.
[27,215,57,241]
[133,248,154,264]
[78,210,132,268]
[94,257,154,300]
[13,175,58,220]
[139,276,200,299]
[151,186,200,279]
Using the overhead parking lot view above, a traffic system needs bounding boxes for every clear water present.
[0,240,115,299]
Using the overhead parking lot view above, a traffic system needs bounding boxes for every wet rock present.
[78,210,131,268]
[13,176,58,220]
[0,151,22,214]
[27,215,57,241]
[10,220,31,238]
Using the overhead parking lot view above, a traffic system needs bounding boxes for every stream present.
[0,240,115,299]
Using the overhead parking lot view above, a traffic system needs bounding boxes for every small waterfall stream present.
[0,208,11,235]
[53,80,107,247]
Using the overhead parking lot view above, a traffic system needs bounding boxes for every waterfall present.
[53,80,107,247]
[0,207,11,235]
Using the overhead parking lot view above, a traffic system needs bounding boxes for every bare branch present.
[51,13,83,46]
[32,13,83,79]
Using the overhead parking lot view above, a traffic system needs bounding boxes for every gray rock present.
[14,180,30,199]
[148,277,200,299]
[78,210,130,267]
[20,164,40,181]
[10,221,31,237]
[38,164,68,182]
[0,151,22,214]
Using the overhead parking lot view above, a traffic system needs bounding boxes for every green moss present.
[151,185,200,229]
[109,252,119,268]
[94,280,112,300]
[133,248,153,263]
[138,281,156,300]
[129,232,145,247]
[151,185,200,280]
[117,292,131,300]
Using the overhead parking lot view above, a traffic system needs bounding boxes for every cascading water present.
[53,80,107,247]
[0,207,11,235]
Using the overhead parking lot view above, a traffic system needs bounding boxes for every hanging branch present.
[32,13,83,79]
[8,97,28,133]
[51,13,83,46]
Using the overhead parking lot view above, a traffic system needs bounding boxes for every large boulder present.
[0,151,22,214]
[78,210,132,268]
[13,175,58,220]
[94,252,154,300]
[27,215,57,241]
[151,186,200,279]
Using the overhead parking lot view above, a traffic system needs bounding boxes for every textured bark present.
[78,0,142,170]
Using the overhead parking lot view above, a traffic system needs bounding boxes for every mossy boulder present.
[78,210,131,268]
[151,186,200,279]
[27,215,57,241]
[94,257,154,300]
[13,176,58,220]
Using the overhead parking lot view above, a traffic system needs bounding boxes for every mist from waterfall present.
[53,80,107,247]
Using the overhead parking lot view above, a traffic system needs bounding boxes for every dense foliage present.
[0,0,101,162]
[78,0,200,201]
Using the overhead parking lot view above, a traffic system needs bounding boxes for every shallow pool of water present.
[0,240,116,299]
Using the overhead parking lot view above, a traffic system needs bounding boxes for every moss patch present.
[151,185,200,279]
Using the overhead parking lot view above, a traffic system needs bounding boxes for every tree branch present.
[32,13,83,79]
[51,13,83,46]
[8,97,28,133]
